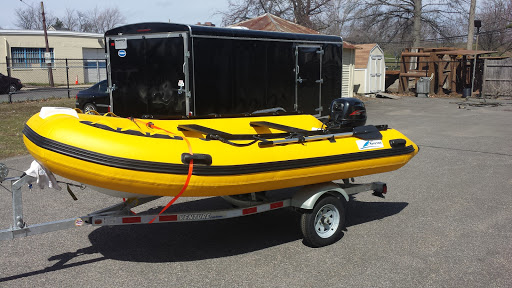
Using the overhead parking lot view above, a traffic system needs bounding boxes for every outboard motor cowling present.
[328,98,367,129]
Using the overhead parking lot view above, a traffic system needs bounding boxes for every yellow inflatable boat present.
[23,107,418,198]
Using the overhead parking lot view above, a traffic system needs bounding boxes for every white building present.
[0,29,105,84]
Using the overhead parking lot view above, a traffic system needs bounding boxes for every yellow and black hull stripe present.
[23,109,419,197]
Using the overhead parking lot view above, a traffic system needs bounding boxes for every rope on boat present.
[207,134,260,147]
[129,118,194,224]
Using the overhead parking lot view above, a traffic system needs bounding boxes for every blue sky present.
[1,0,230,30]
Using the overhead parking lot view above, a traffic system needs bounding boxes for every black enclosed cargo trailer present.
[104,23,343,118]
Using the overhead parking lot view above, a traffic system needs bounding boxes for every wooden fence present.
[483,58,512,97]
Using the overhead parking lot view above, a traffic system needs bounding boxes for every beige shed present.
[353,43,385,94]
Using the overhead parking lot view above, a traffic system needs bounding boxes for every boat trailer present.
[0,162,387,247]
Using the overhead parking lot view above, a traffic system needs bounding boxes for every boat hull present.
[23,108,418,198]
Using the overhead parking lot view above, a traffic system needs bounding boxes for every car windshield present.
[98,81,107,92]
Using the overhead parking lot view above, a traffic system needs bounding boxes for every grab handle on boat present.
[389,139,407,148]
[181,153,212,166]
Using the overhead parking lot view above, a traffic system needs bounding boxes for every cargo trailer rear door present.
[106,33,190,118]
[295,45,323,116]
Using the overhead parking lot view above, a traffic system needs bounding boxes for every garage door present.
[83,48,107,83]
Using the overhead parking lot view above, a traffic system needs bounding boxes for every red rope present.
[130,118,194,223]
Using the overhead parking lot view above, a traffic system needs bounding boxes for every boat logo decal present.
[178,213,211,221]
[118,50,126,57]
[80,121,183,140]
[356,139,384,150]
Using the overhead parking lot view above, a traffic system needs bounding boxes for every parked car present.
[75,80,110,113]
[0,73,23,94]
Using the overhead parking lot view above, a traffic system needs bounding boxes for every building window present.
[11,47,54,68]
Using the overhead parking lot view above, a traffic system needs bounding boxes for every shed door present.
[295,46,323,116]
[106,33,189,117]
[369,55,383,93]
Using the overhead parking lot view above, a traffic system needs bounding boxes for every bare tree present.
[15,3,56,30]
[477,0,512,55]
[467,0,477,50]
[344,0,467,46]
[220,0,339,32]
[413,0,422,47]
[220,0,293,26]
[62,8,79,31]
[76,6,126,33]
[14,4,125,33]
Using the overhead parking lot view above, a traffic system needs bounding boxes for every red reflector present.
[94,219,103,225]
[382,184,388,194]
[108,106,111,112]
[270,202,284,209]
[122,217,141,223]
[159,215,178,222]
[137,29,151,32]
[243,207,257,215]
[110,42,115,46]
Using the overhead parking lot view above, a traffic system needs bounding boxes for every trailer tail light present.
[137,29,151,33]
[108,106,111,112]
[94,219,103,225]
[382,184,388,194]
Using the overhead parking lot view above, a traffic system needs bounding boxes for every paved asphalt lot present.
[1,97,511,287]
[0,87,83,103]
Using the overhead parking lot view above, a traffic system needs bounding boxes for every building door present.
[106,33,189,117]
[369,55,383,93]
[295,45,323,116]
[83,48,106,84]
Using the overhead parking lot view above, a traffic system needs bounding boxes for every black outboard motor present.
[328,98,367,130]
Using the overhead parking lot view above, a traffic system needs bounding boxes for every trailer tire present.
[300,195,345,247]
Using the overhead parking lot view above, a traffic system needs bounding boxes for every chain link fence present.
[1,58,107,103]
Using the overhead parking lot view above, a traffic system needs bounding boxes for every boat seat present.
[249,121,309,133]
[177,123,297,141]
[178,122,320,141]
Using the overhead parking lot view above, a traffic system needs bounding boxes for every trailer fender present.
[291,182,348,210]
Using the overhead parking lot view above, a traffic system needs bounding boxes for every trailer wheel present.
[300,195,345,247]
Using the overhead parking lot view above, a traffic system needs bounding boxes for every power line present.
[18,0,33,8]
[346,27,512,45]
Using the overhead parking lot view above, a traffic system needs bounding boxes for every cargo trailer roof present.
[105,22,342,44]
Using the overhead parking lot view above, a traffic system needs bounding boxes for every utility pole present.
[467,0,477,50]
[41,1,54,87]
[412,0,422,48]
[471,20,481,98]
